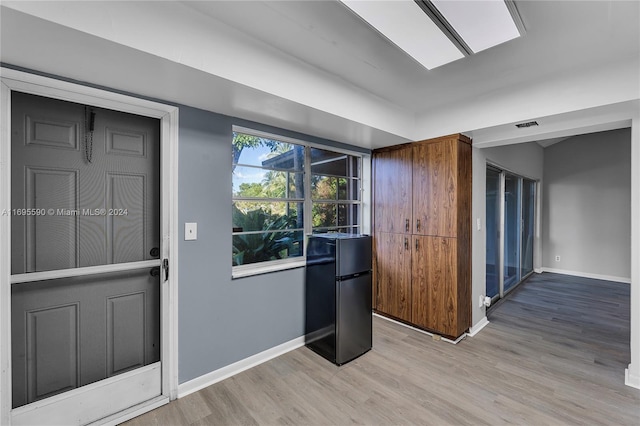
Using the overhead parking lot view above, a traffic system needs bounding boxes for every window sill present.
[232,258,306,279]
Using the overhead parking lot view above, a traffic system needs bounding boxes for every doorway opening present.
[1,68,179,425]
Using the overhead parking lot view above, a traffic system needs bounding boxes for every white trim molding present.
[178,336,305,398]
[541,267,631,284]
[625,367,640,390]
[0,67,180,424]
[467,316,490,337]
[0,70,13,426]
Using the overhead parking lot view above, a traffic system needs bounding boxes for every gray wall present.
[542,128,631,280]
[178,106,368,384]
[471,141,544,326]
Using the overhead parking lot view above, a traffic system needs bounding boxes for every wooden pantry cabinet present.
[372,134,471,338]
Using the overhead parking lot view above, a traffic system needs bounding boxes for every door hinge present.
[163,258,169,281]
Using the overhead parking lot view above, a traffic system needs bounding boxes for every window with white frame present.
[232,129,362,270]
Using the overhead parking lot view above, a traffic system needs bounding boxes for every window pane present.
[311,176,359,201]
[233,202,304,232]
[337,178,347,200]
[233,167,304,198]
[233,133,304,172]
[521,179,535,277]
[310,148,360,178]
[338,204,360,226]
[312,203,337,228]
[233,230,303,266]
[349,156,360,179]
[311,175,336,200]
[504,174,521,292]
[485,167,501,299]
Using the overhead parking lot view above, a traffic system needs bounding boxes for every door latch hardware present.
[163,258,169,281]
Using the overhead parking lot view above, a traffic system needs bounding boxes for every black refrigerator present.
[305,233,372,365]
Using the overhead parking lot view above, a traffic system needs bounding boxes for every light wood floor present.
[123,273,640,425]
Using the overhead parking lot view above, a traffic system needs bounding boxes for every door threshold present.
[93,395,169,426]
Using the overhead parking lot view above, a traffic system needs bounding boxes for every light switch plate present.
[185,222,197,241]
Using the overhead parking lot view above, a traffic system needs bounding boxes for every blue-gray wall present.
[542,128,631,280]
[2,65,371,385]
[177,106,368,383]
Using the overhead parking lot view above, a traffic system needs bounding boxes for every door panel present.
[11,93,160,274]
[106,292,146,376]
[412,236,457,335]
[373,147,412,234]
[485,167,501,299]
[413,140,457,237]
[25,167,79,272]
[11,269,160,408]
[503,173,521,292]
[521,179,536,278]
[25,304,79,402]
[373,232,411,321]
[106,173,146,263]
[10,91,161,411]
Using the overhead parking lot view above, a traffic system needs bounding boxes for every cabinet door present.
[373,232,412,322]
[412,140,457,237]
[373,147,412,234]
[412,236,457,336]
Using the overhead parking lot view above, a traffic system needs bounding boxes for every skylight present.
[340,0,464,70]
[431,0,521,53]
[339,0,523,70]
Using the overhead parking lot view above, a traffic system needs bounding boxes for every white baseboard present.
[177,336,305,398]
[467,316,490,337]
[534,268,544,274]
[540,267,630,284]
[625,366,640,389]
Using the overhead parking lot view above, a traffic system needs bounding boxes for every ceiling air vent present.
[515,121,538,128]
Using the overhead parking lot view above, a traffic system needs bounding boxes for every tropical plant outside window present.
[232,131,361,268]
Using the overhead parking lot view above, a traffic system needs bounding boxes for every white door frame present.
[0,67,179,424]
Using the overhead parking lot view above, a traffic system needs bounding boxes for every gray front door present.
[10,92,161,411]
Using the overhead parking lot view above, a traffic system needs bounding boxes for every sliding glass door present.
[485,168,501,299]
[486,166,536,301]
[521,179,536,278]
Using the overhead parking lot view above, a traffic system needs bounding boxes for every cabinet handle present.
[416,219,421,232]
[405,219,409,232]
[415,238,419,251]
[404,237,409,250]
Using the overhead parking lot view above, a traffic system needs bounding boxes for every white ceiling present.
[1,1,639,149]
[183,0,639,112]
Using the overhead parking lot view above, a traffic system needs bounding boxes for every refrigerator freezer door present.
[336,273,372,364]
[336,236,372,277]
